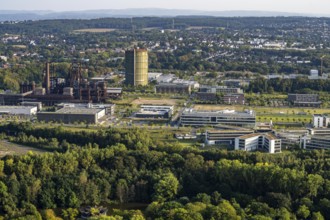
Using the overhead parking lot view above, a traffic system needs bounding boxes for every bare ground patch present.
[131,98,177,106]
[0,141,47,158]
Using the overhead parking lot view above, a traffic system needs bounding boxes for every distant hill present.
[0,8,327,21]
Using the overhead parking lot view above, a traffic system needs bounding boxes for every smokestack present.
[46,62,50,94]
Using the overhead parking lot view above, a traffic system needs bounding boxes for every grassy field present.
[131,98,179,106]
[73,28,117,33]
[0,141,47,158]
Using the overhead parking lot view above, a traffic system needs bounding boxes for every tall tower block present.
[125,49,148,86]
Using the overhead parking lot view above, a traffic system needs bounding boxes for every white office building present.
[180,109,256,128]
[235,133,281,154]
[313,114,330,128]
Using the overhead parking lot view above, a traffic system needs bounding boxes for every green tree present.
[296,205,310,219]
[153,172,179,202]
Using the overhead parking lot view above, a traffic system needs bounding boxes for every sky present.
[2,0,330,15]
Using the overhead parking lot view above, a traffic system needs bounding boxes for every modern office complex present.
[313,114,330,128]
[125,49,148,86]
[199,86,243,94]
[235,133,282,154]
[156,83,191,94]
[303,136,330,150]
[180,109,256,127]
[205,129,254,145]
[196,86,244,104]
[135,105,174,119]
[223,94,245,105]
[288,93,321,107]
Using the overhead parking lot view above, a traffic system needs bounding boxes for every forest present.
[0,122,329,219]
[247,77,330,94]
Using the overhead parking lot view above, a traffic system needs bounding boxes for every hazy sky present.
[2,0,330,14]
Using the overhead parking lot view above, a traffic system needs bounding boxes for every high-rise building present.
[125,49,148,86]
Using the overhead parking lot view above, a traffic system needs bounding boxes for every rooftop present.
[0,106,37,110]
[207,129,254,134]
[51,107,104,115]
[182,108,255,116]
[238,133,261,140]
[239,133,278,140]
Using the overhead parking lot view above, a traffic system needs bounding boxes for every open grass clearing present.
[0,140,47,158]
[131,98,180,106]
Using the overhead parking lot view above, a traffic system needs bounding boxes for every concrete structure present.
[21,102,42,111]
[140,105,174,113]
[303,136,330,150]
[56,103,115,115]
[309,128,330,136]
[313,114,330,128]
[156,83,191,94]
[156,74,176,83]
[313,114,324,128]
[180,109,256,128]
[0,106,38,116]
[37,107,106,124]
[288,94,321,107]
[125,49,148,86]
[148,72,163,81]
[301,128,330,150]
[107,88,123,99]
[172,79,200,89]
[0,91,33,105]
[235,133,281,153]
[223,94,245,105]
[196,86,244,104]
[199,86,243,94]
[276,130,307,147]
[135,105,174,119]
[205,129,254,145]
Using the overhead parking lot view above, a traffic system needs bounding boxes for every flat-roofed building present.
[205,129,254,145]
[304,136,330,150]
[223,94,245,105]
[235,133,281,153]
[313,114,324,128]
[288,93,321,107]
[309,128,330,136]
[0,105,38,115]
[180,109,256,128]
[21,102,42,111]
[107,88,122,99]
[156,74,176,83]
[312,114,330,128]
[56,103,115,115]
[140,105,174,113]
[199,86,243,94]
[172,79,200,89]
[135,105,174,119]
[37,107,106,124]
[156,83,191,94]
[148,72,163,81]
[276,130,307,147]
